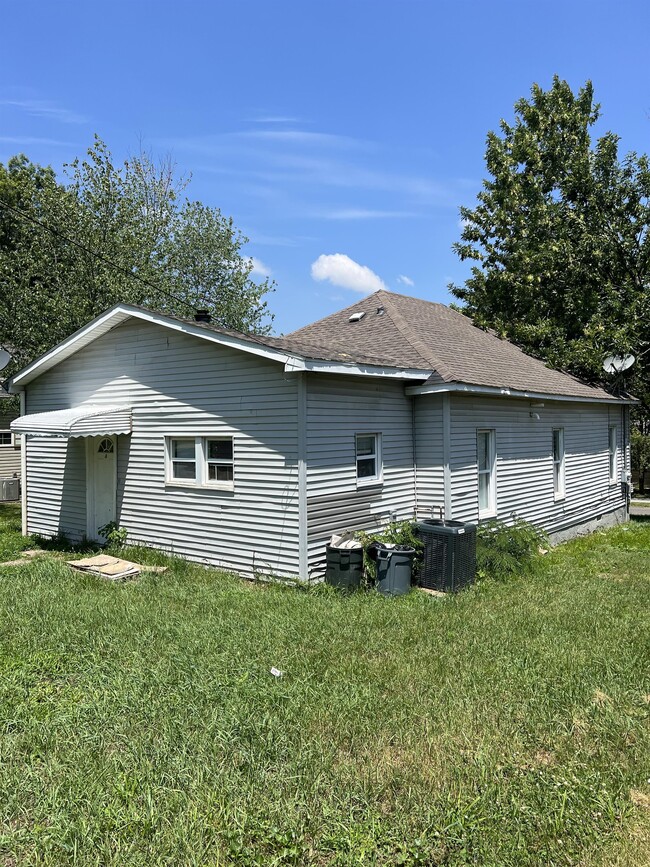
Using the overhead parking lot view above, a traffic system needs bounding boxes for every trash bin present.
[325,544,364,590]
[375,546,415,597]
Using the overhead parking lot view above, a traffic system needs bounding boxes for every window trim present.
[608,425,617,485]
[165,435,235,491]
[477,428,497,519]
[552,427,566,501]
[0,430,13,448]
[355,432,382,487]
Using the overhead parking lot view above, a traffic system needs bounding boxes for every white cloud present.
[311,254,386,295]
[250,257,272,277]
[397,274,414,286]
[320,208,419,220]
[0,99,88,124]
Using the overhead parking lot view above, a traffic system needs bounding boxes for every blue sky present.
[1,0,649,334]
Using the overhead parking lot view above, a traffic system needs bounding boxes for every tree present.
[450,76,650,411]
[0,137,274,375]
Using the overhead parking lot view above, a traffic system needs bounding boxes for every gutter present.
[404,381,637,406]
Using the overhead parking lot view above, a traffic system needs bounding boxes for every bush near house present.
[0,504,649,866]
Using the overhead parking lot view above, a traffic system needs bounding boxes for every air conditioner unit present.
[416,519,477,592]
[0,477,20,502]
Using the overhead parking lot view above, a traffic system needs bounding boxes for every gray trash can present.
[376,547,414,597]
[325,545,364,590]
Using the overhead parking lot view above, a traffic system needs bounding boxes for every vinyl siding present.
[24,319,300,577]
[305,374,414,577]
[448,395,627,532]
[413,395,444,520]
[0,404,21,479]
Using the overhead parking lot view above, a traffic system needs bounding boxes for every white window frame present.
[0,430,13,448]
[165,436,235,491]
[552,427,565,501]
[477,429,497,519]
[608,425,617,485]
[355,432,382,487]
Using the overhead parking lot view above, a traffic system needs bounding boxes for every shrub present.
[476,517,546,580]
[98,521,128,548]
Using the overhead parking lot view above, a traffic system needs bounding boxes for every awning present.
[10,404,132,438]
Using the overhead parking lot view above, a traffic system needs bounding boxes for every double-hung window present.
[356,433,381,485]
[552,428,565,500]
[477,429,496,518]
[167,436,235,490]
[608,426,617,484]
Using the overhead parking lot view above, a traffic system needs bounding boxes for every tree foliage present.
[451,76,650,410]
[0,137,274,375]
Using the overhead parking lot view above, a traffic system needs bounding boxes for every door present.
[86,436,117,541]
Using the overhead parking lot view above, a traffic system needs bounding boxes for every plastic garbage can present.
[376,546,415,597]
[325,545,364,590]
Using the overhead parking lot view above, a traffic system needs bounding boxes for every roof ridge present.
[378,292,456,382]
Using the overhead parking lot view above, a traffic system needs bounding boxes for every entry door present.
[86,436,117,541]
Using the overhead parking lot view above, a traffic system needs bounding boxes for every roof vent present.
[348,311,366,323]
[194,310,212,323]
[376,305,385,316]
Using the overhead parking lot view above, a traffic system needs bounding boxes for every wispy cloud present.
[0,99,88,124]
[311,253,386,295]
[245,115,303,124]
[397,274,415,286]
[250,256,272,277]
[320,208,420,220]
[0,135,74,147]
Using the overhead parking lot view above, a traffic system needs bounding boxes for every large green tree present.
[451,76,650,410]
[0,137,274,375]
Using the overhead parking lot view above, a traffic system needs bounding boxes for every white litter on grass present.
[270,667,283,678]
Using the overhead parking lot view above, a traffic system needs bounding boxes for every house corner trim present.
[297,372,308,581]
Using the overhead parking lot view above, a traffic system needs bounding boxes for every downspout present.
[442,393,452,520]
[19,390,27,536]
[297,372,308,581]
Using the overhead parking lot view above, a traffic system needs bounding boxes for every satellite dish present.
[603,354,635,374]
[0,349,11,372]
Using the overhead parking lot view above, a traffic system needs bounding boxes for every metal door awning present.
[10,405,132,438]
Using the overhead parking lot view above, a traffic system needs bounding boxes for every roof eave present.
[404,381,637,405]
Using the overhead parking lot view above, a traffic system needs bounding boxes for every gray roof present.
[287,290,619,401]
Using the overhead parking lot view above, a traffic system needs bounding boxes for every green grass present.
[0,505,649,866]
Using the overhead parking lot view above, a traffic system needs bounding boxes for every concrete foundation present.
[548,505,629,545]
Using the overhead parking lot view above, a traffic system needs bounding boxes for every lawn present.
[0,504,649,866]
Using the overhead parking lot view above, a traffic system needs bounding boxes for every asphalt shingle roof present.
[286,290,620,401]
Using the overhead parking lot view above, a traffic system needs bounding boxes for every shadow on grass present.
[631,512,650,523]
[31,533,100,555]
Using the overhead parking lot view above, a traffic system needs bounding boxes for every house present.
[7,290,633,580]
[0,388,21,488]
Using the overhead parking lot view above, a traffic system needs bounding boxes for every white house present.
[0,389,21,488]
[7,291,633,580]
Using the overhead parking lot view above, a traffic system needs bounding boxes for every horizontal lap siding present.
[0,406,21,478]
[25,437,86,539]
[25,320,300,577]
[306,375,414,578]
[449,396,627,532]
[413,396,444,520]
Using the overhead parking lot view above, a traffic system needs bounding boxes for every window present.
[356,433,381,484]
[166,436,235,489]
[0,431,12,447]
[608,426,617,484]
[477,429,496,518]
[206,438,234,484]
[552,428,565,500]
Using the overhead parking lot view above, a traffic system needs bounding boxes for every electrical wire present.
[0,198,199,314]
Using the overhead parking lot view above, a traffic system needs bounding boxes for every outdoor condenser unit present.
[0,477,20,502]
[415,519,477,592]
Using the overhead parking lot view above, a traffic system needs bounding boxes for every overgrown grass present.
[0,504,649,865]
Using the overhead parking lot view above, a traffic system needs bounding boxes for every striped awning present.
[10,405,132,438]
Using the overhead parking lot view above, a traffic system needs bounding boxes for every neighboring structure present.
[0,388,21,487]
[8,291,634,579]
